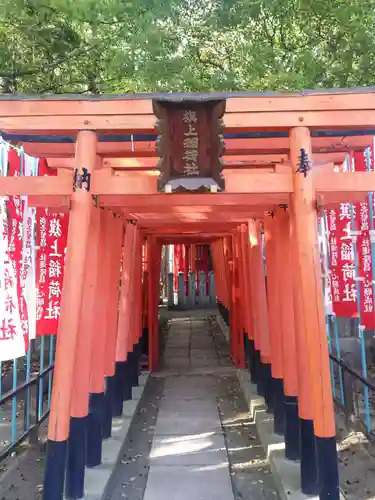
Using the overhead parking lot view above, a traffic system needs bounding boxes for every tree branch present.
[260,15,275,48]
[196,47,225,72]
[0,44,96,79]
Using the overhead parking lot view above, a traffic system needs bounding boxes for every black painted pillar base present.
[127,350,135,386]
[272,378,285,435]
[217,300,222,318]
[134,343,141,385]
[256,358,265,397]
[141,326,149,356]
[103,375,116,439]
[284,396,300,461]
[243,333,248,368]
[219,301,223,319]
[86,392,105,468]
[247,339,256,382]
[43,439,68,500]
[300,418,319,495]
[316,435,340,500]
[135,341,142,377]
[113,361,126,417]
[221,304,229,326]
[259,362,273,410]
[253,348,261,385]
[128,349,139,387]
[123,360,133,400]
[65,416,88,499]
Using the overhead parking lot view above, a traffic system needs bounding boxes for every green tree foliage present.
[1,0,375,93]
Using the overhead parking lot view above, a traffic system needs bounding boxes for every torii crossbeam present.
[1,87,374,500]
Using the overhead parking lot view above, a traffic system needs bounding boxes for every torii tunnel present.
[1,89,375,500]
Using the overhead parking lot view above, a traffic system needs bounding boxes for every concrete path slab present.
[162,381,217,401]
[160,359,191,371]
[154,410,222,436]
[150,433,228,466]
[190,359,220,369]
[190,350,218,359]
[158,397,218,413]
[143,465,233,500]
[145,316,233,499]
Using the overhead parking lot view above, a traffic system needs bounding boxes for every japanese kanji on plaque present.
[153,98,225,191]
[36,159,68,336]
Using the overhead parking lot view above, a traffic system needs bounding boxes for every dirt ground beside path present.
[0,422,47,500]
[336,410,375,500]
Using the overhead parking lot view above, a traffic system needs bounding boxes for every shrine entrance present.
[1,89,374,500]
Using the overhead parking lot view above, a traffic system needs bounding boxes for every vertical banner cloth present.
[326,164,358,317]
[0,144,25,360]
[22,154,38,340]
[7,149,28,348]
[351,149,375,329]
[173,244,181,292]
[318,216,333,315]
[36,159,69,336]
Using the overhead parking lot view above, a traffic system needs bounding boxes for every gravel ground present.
[336,409,375,499]
[0,421,47,500]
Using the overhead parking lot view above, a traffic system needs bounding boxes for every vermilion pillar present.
[229,236,239,365]
[239,225,252,371]
[214,237,230,325]
[148,237,161,371]
[240,225,253,341]
[277,208,300,461]
[263,214,284,434]
[141,239,149,366]
[184,244,190,296]
[290,126,338,499]
[223,237,231,323]
[248,219,271,398]
[213,241,223,307]
[115,222,137,411]
[190,244,196,273]
[43,130,97,500]
[211,239,226,320]
[133,230,144,373]
[290,200,319,494]
[102,214,123,438]
[233,230,244,367]
[86,210,112,468]
[65,205,101,499]
[126,226,142,387]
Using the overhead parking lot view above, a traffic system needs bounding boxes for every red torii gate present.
[1,89,375,500]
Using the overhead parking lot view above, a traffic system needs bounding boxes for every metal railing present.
[0,335,56,461]
[329,352,375,441]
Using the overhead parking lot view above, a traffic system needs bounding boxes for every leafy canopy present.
[0,0,374,93]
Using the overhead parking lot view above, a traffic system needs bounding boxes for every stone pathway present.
[104,314,279,500]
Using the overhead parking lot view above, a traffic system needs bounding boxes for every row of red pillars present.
[209,127,339,500]
[42,131,162,500]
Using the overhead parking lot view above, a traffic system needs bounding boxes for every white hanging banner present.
[0,142,25,361]
[21,154,38,340]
